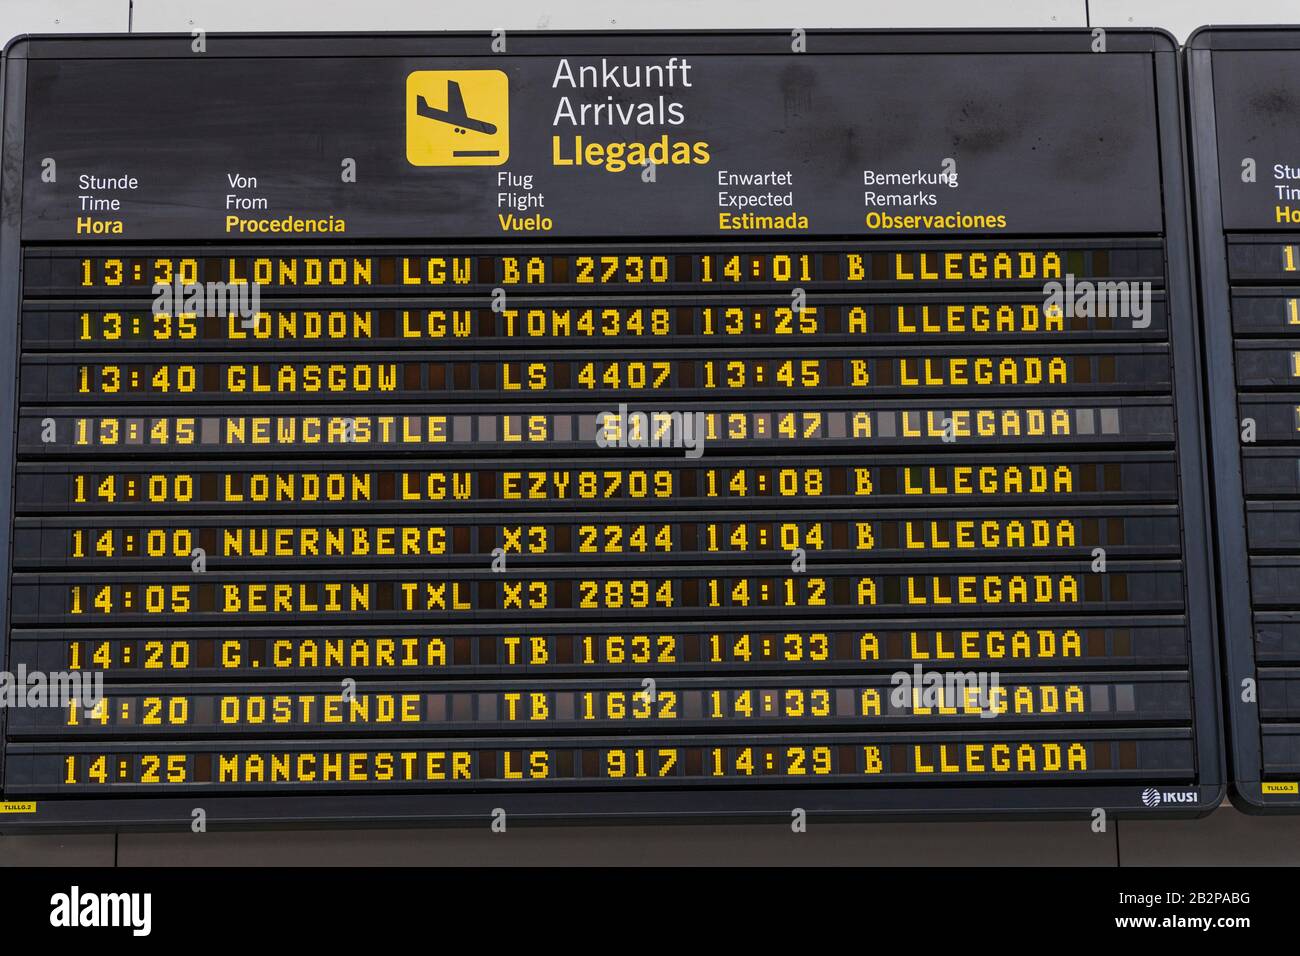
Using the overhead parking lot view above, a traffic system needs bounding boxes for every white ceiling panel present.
[129,0,1085,33]
[1091,0,1299,42]
[1,0,129,50]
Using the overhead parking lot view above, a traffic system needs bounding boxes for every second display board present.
[1189,26,1300,812]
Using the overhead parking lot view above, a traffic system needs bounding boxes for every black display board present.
[1187,26,1300,812]
[0,30,1222,828]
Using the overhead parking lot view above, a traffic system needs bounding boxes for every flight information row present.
[31,245,1162,293]
[17,402,1195,454]
[10,566,1189,623]
[19,348,1183,400]
[2,675,1190,735]
[4,732,1195,793]
[5,456,1196,511]
[10,509,1180,566]
[14,622,1194,675]
[23,299,1175,348]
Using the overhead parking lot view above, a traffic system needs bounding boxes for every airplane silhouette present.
[415,80,498,135]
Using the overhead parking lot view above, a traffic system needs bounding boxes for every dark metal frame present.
[1185,25,1300,813]
[0,29,1223,829]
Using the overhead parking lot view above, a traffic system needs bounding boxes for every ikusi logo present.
[49,886,152,936]
[1141,788,1197,808]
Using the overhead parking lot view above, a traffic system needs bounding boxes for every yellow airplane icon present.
[406,70,509,166]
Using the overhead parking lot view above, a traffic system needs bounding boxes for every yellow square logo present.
[406,70,509,166]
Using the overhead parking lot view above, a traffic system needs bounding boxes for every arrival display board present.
[1188,27,1300,812]
[0,31,1222,827]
